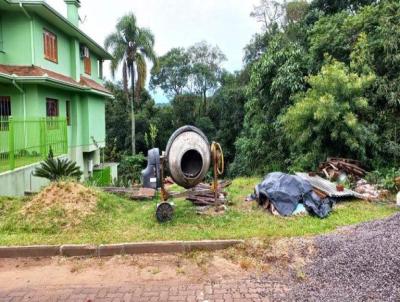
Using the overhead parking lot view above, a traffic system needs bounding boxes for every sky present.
[46,0,262,102]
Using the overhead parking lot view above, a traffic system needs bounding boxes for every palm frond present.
[117,13,138,43]
[34,157,83,181]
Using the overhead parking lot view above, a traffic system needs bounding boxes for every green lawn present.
[0,177,398,246]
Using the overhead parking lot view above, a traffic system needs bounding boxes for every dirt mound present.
[22,181,98,228]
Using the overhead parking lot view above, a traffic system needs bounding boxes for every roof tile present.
[0,65,110,95]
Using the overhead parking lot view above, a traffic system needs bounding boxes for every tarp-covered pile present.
[253,172,334,218]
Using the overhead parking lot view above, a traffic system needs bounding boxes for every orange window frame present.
[43,29,58,63]
[84,55,91,75]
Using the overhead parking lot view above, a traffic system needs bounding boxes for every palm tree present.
[105,13,157,155]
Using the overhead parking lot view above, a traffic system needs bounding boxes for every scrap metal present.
[296,172,364,199]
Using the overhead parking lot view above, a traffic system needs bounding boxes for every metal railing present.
[0,116,68,173]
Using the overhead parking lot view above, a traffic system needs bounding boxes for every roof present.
[295,173,364,199]
[0,0,112,60]
[80,76,110,94]
[0,64,112,96]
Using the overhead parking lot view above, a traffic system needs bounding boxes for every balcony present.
[0,117,68,173]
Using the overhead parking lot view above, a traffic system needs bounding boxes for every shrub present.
[34,150,82,181]
[117,153,147,186]
[366,168,400,192]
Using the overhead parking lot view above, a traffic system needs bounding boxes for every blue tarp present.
[254,172,333,218]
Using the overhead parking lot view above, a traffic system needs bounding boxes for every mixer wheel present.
[156,202,174,222]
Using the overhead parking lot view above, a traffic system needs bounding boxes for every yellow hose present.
[211,142,224,175]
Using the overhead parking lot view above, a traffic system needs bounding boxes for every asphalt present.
[291,212,400,301]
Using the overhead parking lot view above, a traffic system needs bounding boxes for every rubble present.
[319,158,367,180]
[354,179,390,201]
[102,187,156,200]
[186,180,231,206]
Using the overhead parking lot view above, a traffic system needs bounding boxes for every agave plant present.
[34,157,83,181]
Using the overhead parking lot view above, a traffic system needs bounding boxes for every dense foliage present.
[232,0,399,175]
[105,0,399,178]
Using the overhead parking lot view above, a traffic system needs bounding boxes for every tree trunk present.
[131,63,136,155]
[203,89,207,115]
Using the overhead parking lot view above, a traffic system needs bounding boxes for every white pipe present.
[19,2,35,65]
[12,79,27,148]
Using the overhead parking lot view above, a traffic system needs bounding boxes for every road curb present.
[0,245,60,258]
[0,240,243,259]
[60,244,98,257]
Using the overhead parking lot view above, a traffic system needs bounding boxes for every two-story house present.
[0,0,114,196]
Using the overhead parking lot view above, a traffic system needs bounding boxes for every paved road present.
[0,276,289,302]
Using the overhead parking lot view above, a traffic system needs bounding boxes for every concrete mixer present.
[141,125,224,222]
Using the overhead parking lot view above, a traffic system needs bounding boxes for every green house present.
[0,0,114,195]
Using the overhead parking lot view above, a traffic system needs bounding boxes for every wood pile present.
[319,158,367,180]
[186,180,231,206]
[102,187,156,200]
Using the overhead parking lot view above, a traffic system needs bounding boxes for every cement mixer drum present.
[165,126,211,189]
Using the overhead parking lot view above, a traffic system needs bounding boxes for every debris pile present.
[102,187,156,200]
[252,173,333,219]
[355,179,390,201]
[23,181,98,227]
[319,158,367,180]
[186,180,231,206]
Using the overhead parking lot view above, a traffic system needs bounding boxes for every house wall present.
[0,83,23,116]
[0,3,110,196]
[1,82,106,163]
[0,11,103,84]
[0,12,31,65]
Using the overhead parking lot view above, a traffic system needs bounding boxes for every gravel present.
[291,212,400,301]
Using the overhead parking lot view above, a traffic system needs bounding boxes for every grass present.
[0,155,43,173]
[0,177,398,246]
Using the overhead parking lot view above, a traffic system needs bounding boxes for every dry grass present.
[22,181,98,228]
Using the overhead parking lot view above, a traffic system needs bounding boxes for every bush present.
[34,157,82,181]
[117,153,147,187]
[366,168,400,192]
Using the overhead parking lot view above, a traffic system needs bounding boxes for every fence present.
[0,116,68,173]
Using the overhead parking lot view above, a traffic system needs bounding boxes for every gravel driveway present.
[291,212,400,301]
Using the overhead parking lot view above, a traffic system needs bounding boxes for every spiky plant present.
[34,156,83,181]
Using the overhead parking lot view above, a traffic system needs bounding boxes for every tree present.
[105,13,157,155]
[150,48,191,98]
[285,1,309,23]
[104,81,131,161]
[281,59,376,170]
[208,72,247,169]
[309,0,377,14]
[170,94,200,127]
[250,0,286,31]
[231,34,308,176]
[187,41,227,114]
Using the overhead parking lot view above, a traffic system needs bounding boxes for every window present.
[0,96,11,117]
[66,100,71,126]
[98,60,103,78]
[43,29,58,63]
[84,54,91,75]
[0,96,11,131]
[46,98,59,117]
